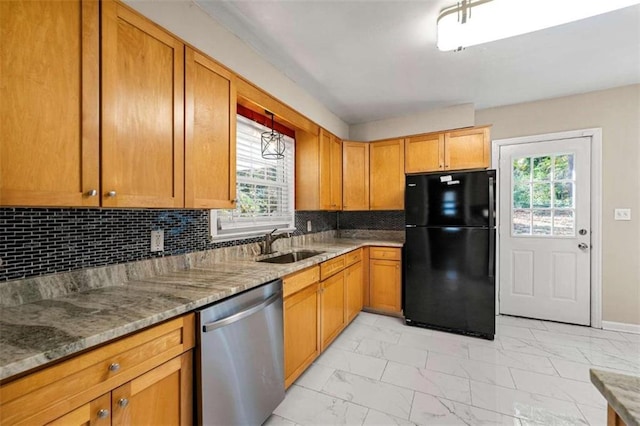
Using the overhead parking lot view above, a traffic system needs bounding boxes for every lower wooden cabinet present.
[48,393,111,426]
[0,315,194,426]
[345,260,364,323]
[111,352,193,425]
[282,249,367,388]
[320,270,346,350]
[368,247,402,314]
[283,282,320,388]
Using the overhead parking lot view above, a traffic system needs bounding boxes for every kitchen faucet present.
[261,229,291,255]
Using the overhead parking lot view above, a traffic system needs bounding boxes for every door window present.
[512,154,575,237]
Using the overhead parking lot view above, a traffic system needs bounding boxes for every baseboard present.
[602,320,640,335]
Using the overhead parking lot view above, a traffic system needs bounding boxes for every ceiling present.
[194,1,640,125]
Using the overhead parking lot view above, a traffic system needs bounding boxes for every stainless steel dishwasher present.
[195,279,284,426]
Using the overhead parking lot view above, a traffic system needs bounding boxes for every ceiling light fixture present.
[261,110,285,160]
[437,0,640,51]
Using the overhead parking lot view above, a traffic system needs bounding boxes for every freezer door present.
[404,227,495,338]
[405,170,496,227]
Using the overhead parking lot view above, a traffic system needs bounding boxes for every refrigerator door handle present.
[488,176,495,277]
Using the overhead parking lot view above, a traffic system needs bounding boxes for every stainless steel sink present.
[256,250,325,264]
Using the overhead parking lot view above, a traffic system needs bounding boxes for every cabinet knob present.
[97,409,110,419]
[107,190,117,197]
[108,362,120,372]
[86,189,98,197]
[118,398,129,408]
[231,199,237,203]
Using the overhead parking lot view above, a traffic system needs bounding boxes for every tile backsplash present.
[338,210,404,231]
[0,208,401,281]
[0,209,337,281]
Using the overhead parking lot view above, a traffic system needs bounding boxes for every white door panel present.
[499,137,591,325]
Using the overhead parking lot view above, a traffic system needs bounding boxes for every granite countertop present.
[0,237,402,381]
[590,369,640,426]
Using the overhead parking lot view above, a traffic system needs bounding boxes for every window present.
[512,153,575,237]
[210,115,295,240]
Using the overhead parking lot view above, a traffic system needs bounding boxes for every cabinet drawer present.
[283,266,320,298]
[320,255,346,281]
[0,314,195,426]
[370,247,401,261]
[345,249,362,267]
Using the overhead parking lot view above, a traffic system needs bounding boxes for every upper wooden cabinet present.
[342,141,370,211]
[101,0,185,208]
[445,126,491,171]
[0,0,100,207]
[185,48,237,209]
[296,128,342,210]
[369,139,405,210]
[405,133,444,173]
[405,126,491,173]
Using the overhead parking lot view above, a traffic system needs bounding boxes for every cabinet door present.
[101,1,184,208]
[330,135,343,210]
[185,48,237,209]
[0,0,99,207]
[342,142,370,210]
[112,352,193,426]
[320,271,345,350]
[47,394,111,426]
[444,127,490,171]
[284,284,320,388]
[345,261,364,323]
[319,130,342,210]
[369,259,401,313]
[405,134,444,173]
[370,139,405,210]
[319,129,332,210]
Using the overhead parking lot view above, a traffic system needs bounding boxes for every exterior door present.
[499,137,591,325]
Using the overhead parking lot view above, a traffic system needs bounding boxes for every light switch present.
[614,208,631,221]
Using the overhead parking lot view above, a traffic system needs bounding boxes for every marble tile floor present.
[266,312,640,425]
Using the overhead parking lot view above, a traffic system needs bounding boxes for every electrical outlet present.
[150,230,164,252]
[614,208,631,221]
[307,220,312,232]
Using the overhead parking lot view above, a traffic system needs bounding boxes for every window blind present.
[211,115,295,238]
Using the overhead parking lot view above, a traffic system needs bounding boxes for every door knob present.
[578,243,589,250]
[579,229,588,235]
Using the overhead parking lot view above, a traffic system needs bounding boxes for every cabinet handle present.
[86,189,98,197]
[97,409,110,419]
[118,398,129,408]
[107,190,117,197]
[108,362,120,372]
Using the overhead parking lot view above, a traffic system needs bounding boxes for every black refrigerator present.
[404,169,496,340]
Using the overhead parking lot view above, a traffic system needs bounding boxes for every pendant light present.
[261,111,285,160]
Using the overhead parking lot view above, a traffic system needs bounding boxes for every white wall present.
[123,0,350,139]
[349,104,475,141]
[477,84,640,326]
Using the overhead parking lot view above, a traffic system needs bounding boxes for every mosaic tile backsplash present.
[0,209,338,281]
[338,210,404,231]
[0,208,400,281]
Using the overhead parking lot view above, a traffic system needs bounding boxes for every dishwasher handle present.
[202,290,282,333]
